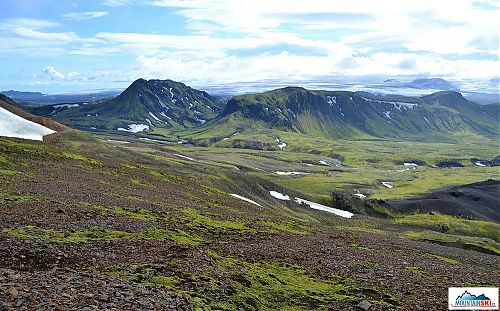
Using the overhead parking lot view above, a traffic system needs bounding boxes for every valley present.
[0,79,498,310]
[0,132,498,310]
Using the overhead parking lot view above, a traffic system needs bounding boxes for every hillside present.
[197,88,498,140]
[0,94,69,141]
[387,180,500,222]
[30,79,224,132]
[0,134,498,310]
[0,94,69,132]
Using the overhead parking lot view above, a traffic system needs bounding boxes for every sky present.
[0,0,498,93]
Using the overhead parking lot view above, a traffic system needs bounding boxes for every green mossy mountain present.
[27,79,498,141]
[205,87,498,140]
[30,79,224,131]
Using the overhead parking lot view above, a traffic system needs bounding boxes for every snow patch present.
[381,182,394,189]
[353,192,366,199]
[294,197,353,218]
[275,138,287,150]
[277,142,287,150]
[117,124,149,133]
[475,161,486,167]
[269,191,290,201]
[0,107,55,141]
[404,162,418,167]
[391,102,418,111]
[230,194,261,207]
[148,111,161,121]
[167,87,177,104]
[53,104,79,109]
[154,94,168,108]
[423,116,430,123]
[275,171,308,175]
[139,137,163,143]
[404,163,418,170]
[384,111,391,119]
[160,111,172,120]
[327,96,336,106]
[173,153,194,161]
[107,139,130,144]
[194,117,206,124]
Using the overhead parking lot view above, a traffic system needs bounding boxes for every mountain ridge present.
[29,79,224,131]
[25,79,499,141]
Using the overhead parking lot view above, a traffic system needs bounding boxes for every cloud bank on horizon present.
[0,0,498,92]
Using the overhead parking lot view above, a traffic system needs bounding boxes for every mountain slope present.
[0,95,55,141]
[387,180,500,222]
[30,79,224,132]
[0,94,69,132]
[201,88,498,140]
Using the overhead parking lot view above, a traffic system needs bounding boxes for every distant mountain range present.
[0,90,121,105]
[405,78,459,90]
[208,87,498,140]
[24,78,499,141]
[29,79,225,131]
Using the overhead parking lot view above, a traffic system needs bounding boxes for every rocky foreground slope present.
[0,133,498,310]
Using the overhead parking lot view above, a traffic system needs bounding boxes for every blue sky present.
[0,0,498,93]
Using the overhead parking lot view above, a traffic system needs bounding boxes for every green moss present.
[152,276,181,288]
[405,266,431,278]
[180,208,255,233]
[131,179,146,186]
[260,220,309,235]
[195,252,357,310]
[395,213,500,241]
[2,225,204,246]
[0,191,33,204]
[428,254,462,265]
[0,169,22,176]
[55,152,104,167]
[405,231,500,255]
[110,251,399,310]
[121,163,138,169]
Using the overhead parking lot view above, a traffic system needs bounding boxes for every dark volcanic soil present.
[388,180,500,222]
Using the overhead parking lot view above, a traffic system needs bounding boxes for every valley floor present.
[0,133,498,310]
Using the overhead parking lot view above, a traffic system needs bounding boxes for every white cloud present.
[43,66,65,80]
[63,11,109,20]
[1,0,498,91]
[67,72,81,79]
[0,18,59,30]
[100,0,132,6]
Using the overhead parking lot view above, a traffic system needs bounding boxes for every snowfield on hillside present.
[0,107,55,141]
[295,197,354,218]
[230,194,262,206]
[117,124,149,133]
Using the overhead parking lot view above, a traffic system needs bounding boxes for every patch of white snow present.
[173,153,194,161]
[230,194,261,206]
[294,197,354,218]
[0,107,55,141]
[381,182,394,189]
[269,191,290,201]
[117,124,149,133]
